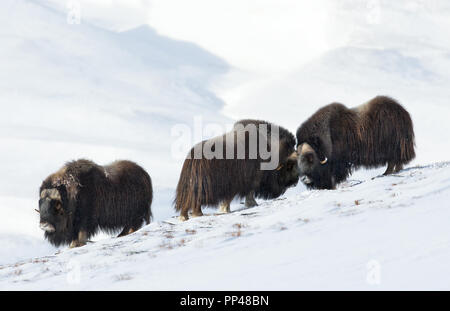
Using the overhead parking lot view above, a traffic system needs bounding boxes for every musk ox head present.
[297,143,334,190]
[256,152,300,199]
[38,188,73,246]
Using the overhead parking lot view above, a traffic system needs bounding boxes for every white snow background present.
[0,0,449,290]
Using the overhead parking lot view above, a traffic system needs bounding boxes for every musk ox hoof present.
[178,215,189,222]
[69,240,86,248]
[191,212,204,218]
[244,200,258,208]
[218,202,231,214]
[244,192,258,208]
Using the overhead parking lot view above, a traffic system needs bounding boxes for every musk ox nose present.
[301,175,313,185]
[40,222,56,233]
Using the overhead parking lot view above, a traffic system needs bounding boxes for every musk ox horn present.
[288,151,298,160]
[299,143,313,155]
[35,209,40,214]
[320,157,328,165]
[40,189,61,201]
[276,152,298,170]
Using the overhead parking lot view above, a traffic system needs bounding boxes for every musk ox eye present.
[286,162,294,171]
[54,202,63,215]
[303,153,314,164]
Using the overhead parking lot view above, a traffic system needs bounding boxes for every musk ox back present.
[296,96,415,189]
[175,120,300,221]
[38,159,153,248]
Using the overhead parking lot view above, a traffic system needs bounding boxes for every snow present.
[1,163,449,290]
[1,0,450,290]
[0,0,230,262]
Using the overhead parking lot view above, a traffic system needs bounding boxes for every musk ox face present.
[39,189,69,237]
[257,152,300,199]
[277,155,301,189]
[297,143,331,189]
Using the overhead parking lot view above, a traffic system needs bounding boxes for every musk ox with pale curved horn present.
[174,119,300,221]
[38,159,153,248]
[296,96,415,189]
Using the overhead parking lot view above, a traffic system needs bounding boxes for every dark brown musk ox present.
[38,159,153,248]
[174,119,300,221]
[296,96,416,190]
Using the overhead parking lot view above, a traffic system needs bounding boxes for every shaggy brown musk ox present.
[174,120,300,221]
[296,96,415,190]
[38,159,153,248]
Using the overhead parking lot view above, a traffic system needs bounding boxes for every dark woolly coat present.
[39,159,153,246]
[296,96,415,189]
[174,120,299,219]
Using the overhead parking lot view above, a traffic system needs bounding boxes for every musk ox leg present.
[383,162,396,175]
[218,200,232,214]
[118,226,135,237]
[394,164,404,173]
[69,230,87,248]
[179,209,189,222]
[244,191,258,208]
[330,176,337,190]
[191,204,204,218]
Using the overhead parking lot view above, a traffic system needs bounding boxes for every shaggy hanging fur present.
[296,96,415,189]
[38,159,153,247]
[174,120,300,220]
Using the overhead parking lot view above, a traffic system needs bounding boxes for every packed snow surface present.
[1,163,449,290]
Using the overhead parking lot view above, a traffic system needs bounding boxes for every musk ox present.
[38,159,153,248]
[296,96,415,190]
[175,119,300,221]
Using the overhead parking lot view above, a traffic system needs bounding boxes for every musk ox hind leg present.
[179,207,190,222]
[117,224,141,238]
[244,191,258,208]
[69,230,88,248]
[117,227,129,237]
[191,204,204,218]
[394,164,404,173]
[383,162,396,175]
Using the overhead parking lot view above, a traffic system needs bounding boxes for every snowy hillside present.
[1,163,449,290]
[0,0,229,264]
[2,0,450,290]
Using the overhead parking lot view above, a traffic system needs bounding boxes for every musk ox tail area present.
[174,157,211,218]
[360,96,416,168]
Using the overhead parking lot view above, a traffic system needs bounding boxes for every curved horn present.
[288,151,298,160]
[320,157,328,165]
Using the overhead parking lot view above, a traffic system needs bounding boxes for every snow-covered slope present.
[1,163,449,290]
[0,0,229,264]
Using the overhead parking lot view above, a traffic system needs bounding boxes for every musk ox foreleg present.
[69,230,87,248]
[244,191,258,208]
